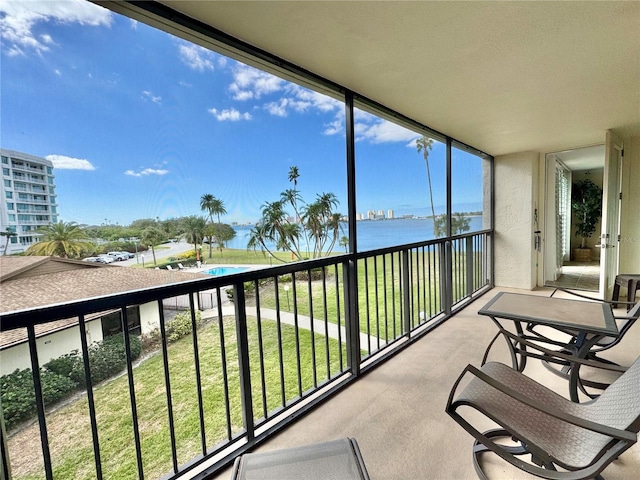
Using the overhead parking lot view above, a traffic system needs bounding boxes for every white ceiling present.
[551,144,605,171]
[137,1,639,157]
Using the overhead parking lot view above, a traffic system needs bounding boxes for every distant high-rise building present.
[387,209,394,219]
[1,149,58,255]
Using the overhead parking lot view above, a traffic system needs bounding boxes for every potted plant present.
[571,178,603,262]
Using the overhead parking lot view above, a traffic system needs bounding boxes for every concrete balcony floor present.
[213,287,640,480]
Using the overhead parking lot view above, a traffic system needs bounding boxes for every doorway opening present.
[544,145,604,291]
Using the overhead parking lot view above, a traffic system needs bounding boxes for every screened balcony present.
[1,233,495,479]
[3,253,639,479]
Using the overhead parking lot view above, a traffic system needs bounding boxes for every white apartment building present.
[1,149,58,255]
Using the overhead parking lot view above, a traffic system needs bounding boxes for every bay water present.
[227,216,485,252]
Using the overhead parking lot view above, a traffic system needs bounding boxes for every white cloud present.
[264,99,289,117]
[46,154,96,170]
[142,90,162,104]
[208,108,252,121]
[354,116,421,144]
[324,118,343,136]
[54,69,61,76]
[124,168,169,177]
[0,0,112,56]
[230,64,284,100]
[179,43,214,71]
[260,82,342,118]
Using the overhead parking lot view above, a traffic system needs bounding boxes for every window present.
[1,155,7,164]
[5,191,12,199]
[353,102,447,250]
[101,306,142,337]
[8,214,15,222]
[6,202,14,210]
[2,168,8,176]
[451,143,491,234]
[47,166,53,175]
[3,179,10,187]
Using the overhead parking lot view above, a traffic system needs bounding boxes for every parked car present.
[119,251,135,259]
[96,255,115,264]
[106,252,128,261]
[82,257,101,263]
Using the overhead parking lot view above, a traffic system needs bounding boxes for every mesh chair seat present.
[447,357,640,479]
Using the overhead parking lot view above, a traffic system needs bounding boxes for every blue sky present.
[0,0,483,226]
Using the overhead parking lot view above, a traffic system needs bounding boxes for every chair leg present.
[472,429,538,480]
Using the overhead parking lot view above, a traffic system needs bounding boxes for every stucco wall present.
[140,301,161,335]
[619,136,640,272]
[0,300,161,375]
[493,152,538,289]
[0,319,103,375]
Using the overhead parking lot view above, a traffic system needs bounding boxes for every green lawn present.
[8,244,482,478]
[10,316,346,480]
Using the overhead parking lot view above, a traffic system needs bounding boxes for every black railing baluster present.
[373,255,380,350]
[216,291,233,441]
[78,315,102,479]
[254,280,268,420]
[391,252,397,337]
[158,301,178,474]
[233,281,254,442]
[466,236,474,296]
[321,267,331,379]
[190,292,207,455]
[402,249,411,336]
[292,275,302,397]
[307,269,317,388]
[334,263,344,371]
[121,308,144,479]
[274,277,286,407]
[416,247,422,324]
[27,325,52,480]
[382,253,389,343]
[363,258,371,353]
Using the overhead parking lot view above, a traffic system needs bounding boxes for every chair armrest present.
[447,363,635,442]
[499,328,627,372]
[551,287,636,306]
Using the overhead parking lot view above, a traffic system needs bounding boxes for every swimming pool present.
[205,267,250,276]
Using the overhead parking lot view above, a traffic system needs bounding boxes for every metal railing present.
[0,230,492,480]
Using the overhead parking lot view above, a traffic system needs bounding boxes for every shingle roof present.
[0,256,208,349]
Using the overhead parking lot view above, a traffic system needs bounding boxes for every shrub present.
[70,333,142,387]
[1,334,142,429]
[226,282,255,302]
[0,368,75,429]
[166,310,202,343]
[45,352,82,378]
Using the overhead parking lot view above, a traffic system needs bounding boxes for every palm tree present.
[339,235,349,252]
[416,136,438,236]
[200,193,215,258]
[182,216,207,259]
[210,197,227,224]
[25,221,93,258]
[140,226,165,266]
[288,166,299,189]
[200,194,227,258]
[1,228,17,255]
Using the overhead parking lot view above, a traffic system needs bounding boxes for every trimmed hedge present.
[1,333,141,430]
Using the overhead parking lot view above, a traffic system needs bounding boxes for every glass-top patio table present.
[478,292,618,401]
